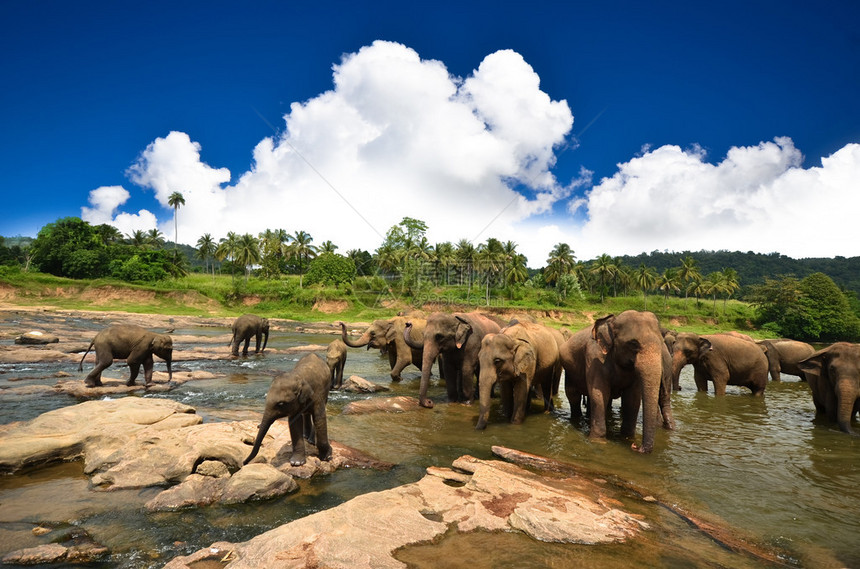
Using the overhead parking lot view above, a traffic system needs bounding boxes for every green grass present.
[0,269,761,333]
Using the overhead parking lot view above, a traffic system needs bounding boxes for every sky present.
[2,1,859,267]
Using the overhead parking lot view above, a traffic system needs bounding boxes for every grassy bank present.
[0,270,761,335]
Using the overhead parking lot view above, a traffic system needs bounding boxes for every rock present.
[196,460,231,478]
[162,454,648,569]
[342,396,422,415]
[221,464,298,504]
[284,344,328,353]
[340,375,390,393]
[2,529,108,565]
[14,331,60,344]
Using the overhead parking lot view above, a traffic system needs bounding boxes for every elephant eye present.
[493,358,503,365]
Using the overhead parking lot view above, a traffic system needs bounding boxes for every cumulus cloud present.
[91,41,574,257]
[85,40,860,266]
[575,138,860,259]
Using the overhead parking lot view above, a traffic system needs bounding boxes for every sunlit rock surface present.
[163,452,648,569]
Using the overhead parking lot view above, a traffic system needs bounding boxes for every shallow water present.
[1,322,858,568]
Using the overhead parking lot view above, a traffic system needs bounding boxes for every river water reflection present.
[0,321,858,568]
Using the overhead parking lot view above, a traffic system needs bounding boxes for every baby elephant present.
[231,314,269,357]
[244,353,332,467]
[326,339,348,389]
[79,325,173,387]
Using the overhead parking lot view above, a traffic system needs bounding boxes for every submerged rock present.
[342,395,421,414]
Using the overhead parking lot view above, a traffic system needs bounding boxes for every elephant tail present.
[78,339,95,371]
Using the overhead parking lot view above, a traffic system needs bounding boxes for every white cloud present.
[85,40,860,267]
[577,139,860,259]
[90,41,574,261]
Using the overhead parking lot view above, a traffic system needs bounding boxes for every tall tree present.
[591,254,616,302]
[634,263,657,310]
[477,238,504,305]
[167,192,185,251]
[196,233,216,277]
[544,243,575,287]
[235,233,261,282]
[146,228,164,249]
[657,267,681,309]
[319,240,339,254]
[678,256,701,309]
[456,239,476,296]
[215,232,239,283]
[286,230,317,288]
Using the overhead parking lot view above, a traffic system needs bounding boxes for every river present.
[0,315,858,568]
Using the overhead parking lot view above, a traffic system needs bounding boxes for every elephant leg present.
[242,336,251,356]
[620,387,641,438]
[288,415,307,466]
[511,379,530,424]
[85,358,112,387]
[588,385,609,440]
[460,358,478,404]
[142,355,156,385]
[713,378,727,396]
[312,401,332,461]
[127,362,141,386]
[335,361,344,389]
[254,332,262,354]
[390,355,410,382]
[500,381,514,419]
[693,366,709,392]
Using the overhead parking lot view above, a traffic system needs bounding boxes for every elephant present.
[475,321,562,429]
[78,325,173,387]
[403,311,501,408]
[339,316,427,381]
[559,325,592,421]
[661,328,681,391]
[797,342,860,435]
[671,332,768,396]
[757,339,816,381]
[584,311,674,453]
[244,353,332,466]
[326,339,348,390]
[230,314,269,357]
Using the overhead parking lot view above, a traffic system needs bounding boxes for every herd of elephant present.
[76,310,860,466]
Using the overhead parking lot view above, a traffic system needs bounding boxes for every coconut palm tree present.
[544,243,575,287]
[657,268,681,310]
[196,233,216,277]
[128,229,148,249]
[286,230,317,288]
[678,256,702,309]
[215,232,239,283]
[721,268,740,314]
[146,228,164,249]
[167,192,185,250]
[704,271,727,315]
[590,254,615,302]
[235,233,261,282]
[319,240,338,255]
[634,263,657,310]
[477,238,505,305]
[456,239,476,296]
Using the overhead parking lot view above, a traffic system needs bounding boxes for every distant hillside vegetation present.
[615,250,860,297]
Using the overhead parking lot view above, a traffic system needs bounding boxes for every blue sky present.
[2,1,859,265]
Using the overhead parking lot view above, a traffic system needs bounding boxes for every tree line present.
[2,214,858,342]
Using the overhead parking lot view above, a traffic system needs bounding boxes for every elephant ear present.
[592,314,615,356]
[797,348,830,380]
[455,316,473,349]
[696,337,713,358]
[384,322,398,344]
[513,339,536,380]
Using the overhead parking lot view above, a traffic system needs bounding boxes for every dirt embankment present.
[0,284,221,313]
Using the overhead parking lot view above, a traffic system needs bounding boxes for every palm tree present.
[128,229,148,249]
[196,233,216,277]
[167,192,185,250]
[704,271,727,315]
[146,228,164,249]
[505,253,529,290]
[319,240,338,255]
[590,254,616,302]
[215,232,239,283]
[634,263,657,310]
[477,238,505,305]
[434,242,455,285]
[286,230,317,288]
[544,243,576,287]
[721,268,740,314]
[657,268,681,310]
[95,224,123,246]
[235,233,261,282]
[678,256,702,309]
[456,239,476,296]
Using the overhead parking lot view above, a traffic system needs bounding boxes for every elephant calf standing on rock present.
[244,353,332,467]
[79,325,173,387]
[231,314,269,357]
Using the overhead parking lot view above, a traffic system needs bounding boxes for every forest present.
[2,215,859,343]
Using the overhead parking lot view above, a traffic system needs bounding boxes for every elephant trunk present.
[244,414,276,465]
[340,322,370,348]
[261,330,269,353]
[671,352,686,389]
[166,354,172,381]
[635,349,663,453]
[402,323,424,350]
[475,367,495,430]
[417,342,439,408]
[835,378,858,435]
